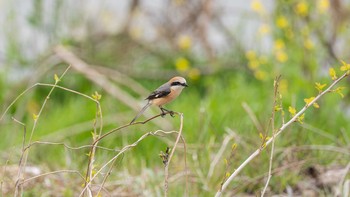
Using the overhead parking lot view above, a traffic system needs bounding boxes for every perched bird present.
[130,76,188,124]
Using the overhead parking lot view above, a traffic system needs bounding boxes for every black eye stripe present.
[171,81,182,86]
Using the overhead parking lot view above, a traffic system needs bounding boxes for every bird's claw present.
[169,111,175,117]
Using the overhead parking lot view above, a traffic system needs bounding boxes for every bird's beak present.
[183,83,188,87]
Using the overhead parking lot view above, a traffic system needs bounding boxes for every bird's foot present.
[161,112,166,117]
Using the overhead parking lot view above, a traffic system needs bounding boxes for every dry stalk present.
[19,170,85,185]
[215,72,350,197]
[80,111,184,196]
[164,113,184,197]
[81,129,184,196]
[13,66,71,197]
[261,76,281,196]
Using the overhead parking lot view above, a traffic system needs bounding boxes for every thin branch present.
[12,117,26,197]
[80,129,182,196]
[164,113,184,197]
[13,66,71,197]
[261,76,281,196]
[215,72,349,197]
[23,141,116,152]
[19,170,85,185]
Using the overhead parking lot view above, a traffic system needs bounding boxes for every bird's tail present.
[130,102,152,124]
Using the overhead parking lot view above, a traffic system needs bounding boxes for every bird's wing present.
[146,83,171,100]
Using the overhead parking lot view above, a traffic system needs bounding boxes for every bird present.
[130,76,188,124]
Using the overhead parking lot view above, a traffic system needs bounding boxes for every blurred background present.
[1,0,350,196]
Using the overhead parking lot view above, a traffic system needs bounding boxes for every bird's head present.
[169,76,188,90]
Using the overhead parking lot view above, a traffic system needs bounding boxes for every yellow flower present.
[248,59,260,70]
[295,1,309,17]
[177,35,192,50]
[275,51,288,63]
[274,39,285,50]
[304,97,319,108]
[276,16,289,29]
[297,113,305,124]
[254,70,267,80]
[318,0,329,13]
[245,50,257,60]
[175,57,190,72]
[92,91,102,101]
[304,38,314,50]
[251,0,265,14]
[329,67,337,80]
[315,82,327,93]
[340,60,350,72]
[188,68,200,80]
[288,106,296,116]
[333,87,346,98]
[258,24,270,35]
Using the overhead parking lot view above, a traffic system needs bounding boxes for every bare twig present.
[164,113,184,197]
[81,129,184,196]
[83,111,178,195]
[19,170,85,185]
[261,76,281,196]
[23,141,116,152]
[215,72,350,197]
[9,67,72,197]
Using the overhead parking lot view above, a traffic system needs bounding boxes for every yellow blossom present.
[188,68,200,80]
[276,16,289,29]
[304,38,314,50]
[275,51,288,63]
[248,60,260,70]
[340,60,350,72]
[297,113,305,124]
[318,0,329,13]
[251,0,265,14]
[254,70,267,80]
[304,97,319,108]
[245,50,257,60]
[295,1,309,17]
[177,35,192,50]
[333,87,346,98]
[92,91,102,101]
[288,106,296,116]
[175,57,190,72]
[274,39,285,50]
[258,24,270,35]
[329,67,337,80]
[33,113,39,121]
[315,82,327,93]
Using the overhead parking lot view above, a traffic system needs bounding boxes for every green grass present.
[0,65,349,196]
